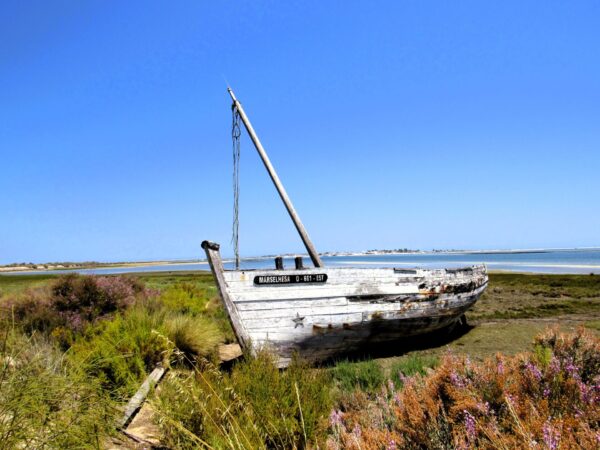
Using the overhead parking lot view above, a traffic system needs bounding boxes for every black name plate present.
[254,273,328,285]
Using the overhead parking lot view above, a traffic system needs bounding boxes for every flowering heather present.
[50,274,150,332]
[330,409,344,428]
[543,419,562,450]
[2,274,152,339]
[463,409,477,443]
[327,328,600,449]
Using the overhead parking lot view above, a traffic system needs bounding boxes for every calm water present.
[4,249,600,276]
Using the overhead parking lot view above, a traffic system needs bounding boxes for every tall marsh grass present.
[165,314,223,360]
[153,352,332,449]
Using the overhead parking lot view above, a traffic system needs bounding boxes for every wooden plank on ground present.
[118,366,166,430]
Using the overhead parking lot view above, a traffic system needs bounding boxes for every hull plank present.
[235,297,349,311]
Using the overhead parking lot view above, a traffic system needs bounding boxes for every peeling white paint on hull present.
[202,241,488,368]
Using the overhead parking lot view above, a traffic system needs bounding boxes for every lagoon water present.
[5,249,600,276]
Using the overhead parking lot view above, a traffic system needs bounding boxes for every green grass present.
[330,358,385,392]
[389,353,439,385]
[0,273,59,296]
[467,273,600,321]
[584,319,600,331]
[165,314,224,360]
[134,271,215,292]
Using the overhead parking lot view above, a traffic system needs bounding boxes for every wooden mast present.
[228,88,324,268]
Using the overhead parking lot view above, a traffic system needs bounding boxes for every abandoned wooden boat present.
[202,89,488,367]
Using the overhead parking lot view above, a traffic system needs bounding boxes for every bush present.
[0,327,114,448]
[153,352,332,449]
[51,274,144,329]
[1,274,149,341]
[159,283,235,342]
[68,300,171,399]
[1,286,62,334]
[327,327,600,449]
[69,298,225,399]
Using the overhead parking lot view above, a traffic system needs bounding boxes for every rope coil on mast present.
[231,104,241,269]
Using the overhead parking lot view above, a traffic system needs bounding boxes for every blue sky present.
[1,1,599,264]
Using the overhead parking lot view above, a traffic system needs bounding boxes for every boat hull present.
[202,241,488,367]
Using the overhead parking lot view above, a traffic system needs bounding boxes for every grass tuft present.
[165,314,223,360]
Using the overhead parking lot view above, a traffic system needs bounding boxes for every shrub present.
[0,326,114,448]
[153,352,332,449]
[51,274,143,329]
[159,283,235,342]
[68,298,225,399]
[68,300,171,399]
[326,327,600,449]
[1,274,150,341]
[1,286,62,334]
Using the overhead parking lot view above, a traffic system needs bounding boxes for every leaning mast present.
[228,88,324,268]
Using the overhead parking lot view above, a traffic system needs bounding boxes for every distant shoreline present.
[0,260,204,274]
[1,247,598,274]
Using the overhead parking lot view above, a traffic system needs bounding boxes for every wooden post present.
[228,88,324,268]
[202,241,251,350]
[275,256,284,270]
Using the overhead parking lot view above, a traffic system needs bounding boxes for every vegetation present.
[331,359,385,393]
[468,273,600,321]
[0,271,598,448]
[0,273,227,447]
[390,353,439,386]
[154,352,332,449]
[327,327,600,449]
[0,328,114,448]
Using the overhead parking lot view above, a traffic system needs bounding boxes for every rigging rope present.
[232,105,241,269]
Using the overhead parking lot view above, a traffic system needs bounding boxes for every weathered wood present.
[118,366,166,429]
[218,343,243,362]
[243,312,364,330]
[202,241,251,350]
[235,297,348,311]
[228,88,324,268]
[203,240,488,367]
